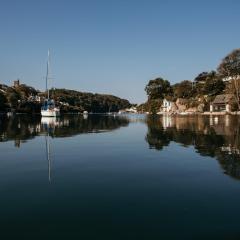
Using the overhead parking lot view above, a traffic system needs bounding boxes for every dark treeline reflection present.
[0,114,129,146]
[146,115,240,180]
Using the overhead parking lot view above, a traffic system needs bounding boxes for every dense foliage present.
[0,83,131,113]
[145,78,172,100]
[218,49,240,109]
[50,88,131,113]
[172,80,195,99]
[218,49,240,77]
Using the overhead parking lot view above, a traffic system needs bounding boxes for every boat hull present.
[41,109,60,117]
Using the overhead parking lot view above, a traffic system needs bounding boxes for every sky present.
[0,0,239,103]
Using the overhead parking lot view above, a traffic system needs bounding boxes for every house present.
[161,99,175,112]
[222,75,240,82]
[210,94,235,112]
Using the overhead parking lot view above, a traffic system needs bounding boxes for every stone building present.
[210,94,235,112]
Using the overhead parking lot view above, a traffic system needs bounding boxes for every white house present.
[162,99,173,112]
[222,76,240,82]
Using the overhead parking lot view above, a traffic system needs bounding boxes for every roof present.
[212,94,235,104]
[163,98,174,103]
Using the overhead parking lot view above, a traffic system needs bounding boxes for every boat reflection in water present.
[41,117,59,182]
[45,130,52,182]
[40,115,129,182]
[0,114,129,142]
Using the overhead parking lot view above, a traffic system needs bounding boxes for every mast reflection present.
[42,117,58,183]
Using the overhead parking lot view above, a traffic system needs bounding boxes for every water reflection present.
[0,114,130,146]
[1,114,240,180]
[145,115,240,179]
[0,114,130,182]
[45,132,52,182]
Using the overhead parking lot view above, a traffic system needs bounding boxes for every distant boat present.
[7,111,14,117]
[41,49,60,117]
[83,111,88,115]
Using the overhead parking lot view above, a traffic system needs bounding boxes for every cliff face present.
[159,98,206,114]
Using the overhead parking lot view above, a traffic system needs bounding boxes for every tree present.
[173,80,195,99]
[6,88,21,109]
[218,49,240,109]
[0,92,7,111]
[204,77,225,96]
[145,78,172,100]
[194,72,210,83]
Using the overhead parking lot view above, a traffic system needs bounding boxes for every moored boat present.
[41,49,60,117]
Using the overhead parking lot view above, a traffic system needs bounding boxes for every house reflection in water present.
[162,115,172,129]
[146,115,240,180]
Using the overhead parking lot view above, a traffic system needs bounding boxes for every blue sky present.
[0,0,239,103]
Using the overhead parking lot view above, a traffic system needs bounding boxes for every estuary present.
[0,114,240,239]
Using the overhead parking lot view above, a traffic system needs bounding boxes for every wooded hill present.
[0,83,131,113]
[46,88,131,113]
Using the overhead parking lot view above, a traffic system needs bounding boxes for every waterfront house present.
[162,99,173,112]
[210,94,235,112]
[222,75,240,82]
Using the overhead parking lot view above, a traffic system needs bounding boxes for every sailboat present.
[41,50,60,117]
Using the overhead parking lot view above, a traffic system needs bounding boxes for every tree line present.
[0,84,131,114]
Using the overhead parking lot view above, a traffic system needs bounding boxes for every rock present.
[197,104,205,113]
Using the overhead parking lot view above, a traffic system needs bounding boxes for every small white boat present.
[83,111,88,115]
[41,100,60,117]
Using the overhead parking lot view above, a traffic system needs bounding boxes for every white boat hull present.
[41,108,60,117]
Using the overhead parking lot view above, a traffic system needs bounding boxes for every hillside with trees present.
[0,83,131,114]
[46,88,131,113]
[139,48,240,113]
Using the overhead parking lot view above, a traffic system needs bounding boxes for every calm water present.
[1,114,240,239]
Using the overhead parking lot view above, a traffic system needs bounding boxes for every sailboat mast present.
[46,49,50,99]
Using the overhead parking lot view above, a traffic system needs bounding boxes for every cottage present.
[210,94,235,112]
[162,99,173,112]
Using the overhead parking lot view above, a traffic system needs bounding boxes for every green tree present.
[194,72,210,83]
[173,80,195,99]
[145,78,172,100]
[218,49,240,109]
[204,77,225,96]
[7,93,19,108]
[0,92,7,111]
